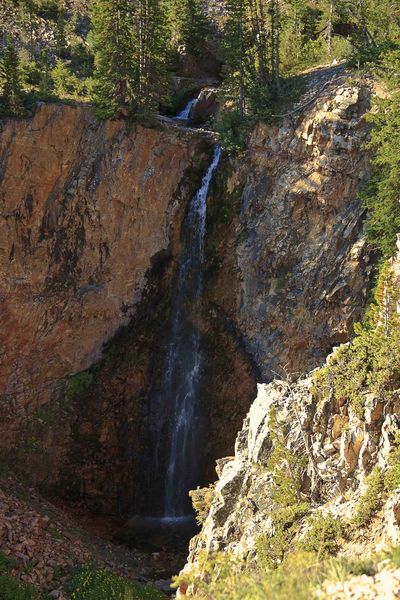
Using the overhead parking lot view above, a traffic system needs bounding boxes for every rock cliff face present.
[0,103,210,444]
[180,367,400,595]
[0,73,377,516]
[184,376,399,560]
[178,244,400,595]
[206,78,373,380]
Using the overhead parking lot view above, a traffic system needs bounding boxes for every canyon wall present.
[0,103,210,445]
[178,242,400,595]
[206,78,373,381]
[0,74,376,515]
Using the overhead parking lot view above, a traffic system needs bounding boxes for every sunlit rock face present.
[206,82,374,381]
[0,103,208,443]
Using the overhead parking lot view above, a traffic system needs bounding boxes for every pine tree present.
[132,0,171,114]
[223,0,247,117]
[0,36,24,116]
[223,0,284,118]
[269,0,281,96]
[168,0,210,59]
[91,0,170,119]
[91,0,135,118]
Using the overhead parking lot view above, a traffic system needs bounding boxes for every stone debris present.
[0,477,137,595]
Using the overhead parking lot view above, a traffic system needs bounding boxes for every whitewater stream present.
[156,145,222,518]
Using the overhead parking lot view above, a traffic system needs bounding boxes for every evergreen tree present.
[0,36,24,115]
[91,0,170,119]
[223,0,283,119]
[168,0,210,59]
[132,0,171,113]
[223,0,247,117]
[361,50,400,257]
[91,0,135,117]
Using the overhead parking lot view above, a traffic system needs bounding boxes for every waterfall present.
[153,145,222,518]
[175,96,198,121]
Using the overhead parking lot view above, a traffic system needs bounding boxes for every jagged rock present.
[180,363,400,585]
[190,88,219,126]
[207,77,374,386]
[319,568,400,599]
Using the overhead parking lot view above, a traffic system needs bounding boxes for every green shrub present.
[320,555,378,584]
[300,512,343,557]
[384,431,400,492]
[312,263,400,418]
[66,371,94,400]
[52,59,83,100]
[352,467,384,527]
[266,407,307,508]
[0,551,18,573]
[173,550,325,600]
[0,574,43,600]
[70,565,165,600]
[217,110,250,155]
[189,484,215,525]
[255,407,310,569]
[256,503,309,570]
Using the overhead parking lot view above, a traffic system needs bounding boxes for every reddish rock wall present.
[0,103,209,444]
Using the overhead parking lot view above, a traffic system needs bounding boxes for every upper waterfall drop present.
[150,145,222,519]
[175,96,198,121]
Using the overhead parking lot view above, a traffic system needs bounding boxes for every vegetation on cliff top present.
[1,0,399,123]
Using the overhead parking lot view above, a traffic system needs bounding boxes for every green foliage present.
[387,545,400,568]
[173,544,400,600]
[0,36,25,116]
[0,551,18,573]
[254,407,310,569]
[319,554,378,583]
[217,110,250,155]
[91,0,170,119]
[189,484,215,525]
[0,574,43,600]
[352,467,384,527]
[300,512,343,557]
[70,565,165,600]
[66,371,94,400]
[51,59,85,100]
[360,51,400,258]
[267,407,307,507]
[168,0,210,59]
[312,263,400,417]
[173,549,331,600]
[256,503,309,570]
[384,431,400,492]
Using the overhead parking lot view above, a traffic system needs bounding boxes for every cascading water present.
[175,96,198,121]
[152,145,222,519]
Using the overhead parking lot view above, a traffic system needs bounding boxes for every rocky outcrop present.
[190,88,219,126]
[0,73,377,519]
[0,102,210,444]
[206,77,374,381]
[185,374,397,556]
[177,231,400,594]
[178,368,400,596]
